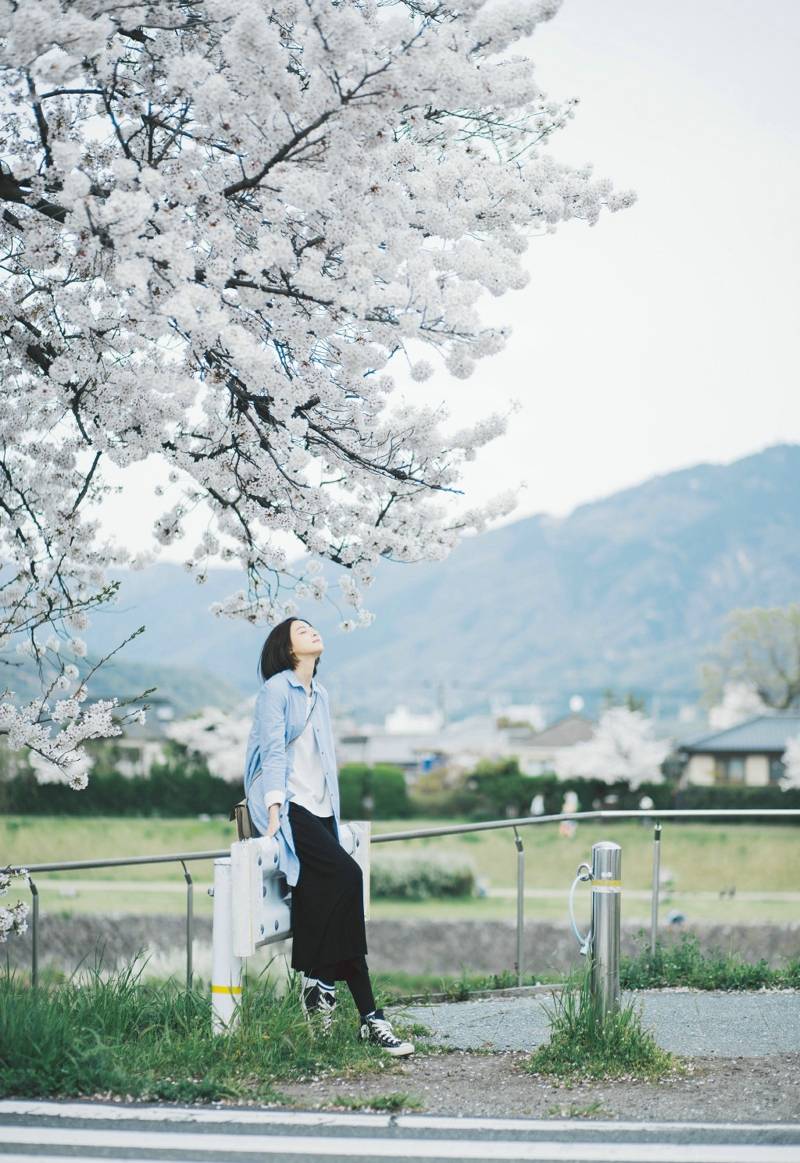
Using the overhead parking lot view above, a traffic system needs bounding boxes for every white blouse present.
[264,690,332,817]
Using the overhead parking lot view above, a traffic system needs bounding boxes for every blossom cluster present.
[0,0,632,936]
[0,675,122,789]
[782,732,800,790]
[167,704,253,783]
[0,867,29,942]
[0,0,633,629]
[555,706,669,789]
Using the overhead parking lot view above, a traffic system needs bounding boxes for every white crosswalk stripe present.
[0,1102,798,1163]
[1,1140,800,1162]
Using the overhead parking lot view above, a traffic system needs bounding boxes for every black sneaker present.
[301,981,336,1030]
[359,1010,414,1057]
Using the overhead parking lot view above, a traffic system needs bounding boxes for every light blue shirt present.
[244,669,340,887]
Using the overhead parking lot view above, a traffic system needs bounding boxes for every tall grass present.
[528,968,676,1082]
[621,932,800,991]
[0,958,383,1102]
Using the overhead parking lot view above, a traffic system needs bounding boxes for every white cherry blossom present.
[0,867,29,941]
[0,0,632,937]
[0,0,632,634]
[781,732,800,790]
[556,707,669,790]
[167,704,253,783]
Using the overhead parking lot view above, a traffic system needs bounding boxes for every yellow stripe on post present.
[592,879,621,887]
[211,984,243,995]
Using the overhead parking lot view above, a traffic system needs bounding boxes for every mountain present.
[86,445,800,719]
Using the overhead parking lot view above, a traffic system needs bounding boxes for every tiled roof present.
[530,714,596,748]
[683,715,800,755]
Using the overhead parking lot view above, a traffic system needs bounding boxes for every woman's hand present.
[266,803,281,838]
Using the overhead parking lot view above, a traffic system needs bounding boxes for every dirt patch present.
[276,1051,800,1122]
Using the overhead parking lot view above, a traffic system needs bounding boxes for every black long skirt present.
[288,802,367,972]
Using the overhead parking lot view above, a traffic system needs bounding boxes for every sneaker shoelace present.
[366,1016,403,1047]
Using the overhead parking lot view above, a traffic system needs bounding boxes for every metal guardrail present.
[10,807,800,990]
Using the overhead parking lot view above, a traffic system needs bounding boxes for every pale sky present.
[101,0,800,557]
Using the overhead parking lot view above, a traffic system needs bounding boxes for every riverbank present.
[7,915,800,985]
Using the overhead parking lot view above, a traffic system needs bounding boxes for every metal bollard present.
[589,840,621,1023]
[650,823,661,956]
[181,861,194,992]
[29,879,39,990]
[513,828,524,988]
[210,858,242,1034]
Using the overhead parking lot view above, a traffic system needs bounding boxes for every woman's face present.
[290,619,323,661]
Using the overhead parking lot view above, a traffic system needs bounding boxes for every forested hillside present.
[87,446,800,718]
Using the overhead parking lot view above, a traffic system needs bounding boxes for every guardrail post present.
[513,828,524,987]
[650,823,661,956]
[211,857,242,1034]
[181,861,194,992]
[590,840,621,1024]
[29,878,39,990]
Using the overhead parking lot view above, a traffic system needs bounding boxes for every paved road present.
[397,992,800,1057]
[1,1101,799,1163]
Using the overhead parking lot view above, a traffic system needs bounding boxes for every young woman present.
[244,616,413,1057]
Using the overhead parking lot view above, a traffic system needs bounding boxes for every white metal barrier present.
[14,808,800,993]
[210,858,241,1034]
[210,822,371,1033]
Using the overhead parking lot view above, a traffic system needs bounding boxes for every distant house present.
[518,714,596,777]
[335,711,597,779]
[679,715,800,787]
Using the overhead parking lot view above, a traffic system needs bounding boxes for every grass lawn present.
[0,962,394,1101]
[2,816,799,926]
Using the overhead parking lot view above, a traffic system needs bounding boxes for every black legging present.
[289,803,377,1017]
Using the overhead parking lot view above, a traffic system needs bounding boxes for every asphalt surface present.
[395,991,800,1056]
[1,1101,799,1163]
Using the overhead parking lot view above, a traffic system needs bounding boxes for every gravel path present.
[277,1050,800,1123]
[277,992,800,1123]
[392,991,800,1056]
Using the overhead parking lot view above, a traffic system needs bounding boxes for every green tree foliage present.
[602,689,647,712]
[703,605,800,709]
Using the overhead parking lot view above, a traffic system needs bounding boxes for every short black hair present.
[259,617,320,683]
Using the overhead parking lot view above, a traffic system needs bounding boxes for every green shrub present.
[371,853,475,900]
[338,763,370,818]
[621,932,800,991]
[463,761,673,821]
[0,742,236,817]
[528,967,676,1081]
[407,788,482,818]
[371,765,412,819]
[674,784,800,816]
[337,763,412,820]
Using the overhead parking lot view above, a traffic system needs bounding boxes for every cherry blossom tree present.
[707,681,768,731]
[167,704,252,782]
[555,706,669,789]
[781,731,800,790]
[0,0,633,800]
